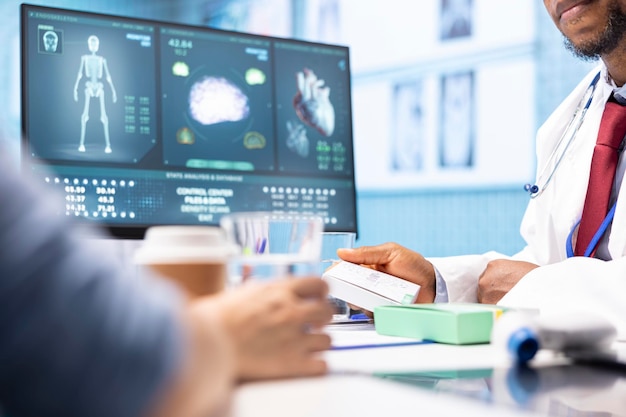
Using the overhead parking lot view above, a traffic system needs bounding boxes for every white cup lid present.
[134,226,238,264]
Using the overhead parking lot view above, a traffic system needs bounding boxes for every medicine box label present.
[323,261,420,304]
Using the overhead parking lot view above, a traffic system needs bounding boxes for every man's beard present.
[564,2,626,61]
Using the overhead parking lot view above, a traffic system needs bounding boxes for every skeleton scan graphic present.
[74,35,118,154]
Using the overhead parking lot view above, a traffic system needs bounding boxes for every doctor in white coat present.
[339,0,626,338]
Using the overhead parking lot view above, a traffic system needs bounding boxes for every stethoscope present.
[524,70,622,258]
[524,71,601,198]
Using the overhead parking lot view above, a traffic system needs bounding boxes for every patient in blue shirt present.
[0,150,332,417]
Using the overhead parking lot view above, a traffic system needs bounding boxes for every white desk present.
[228,324,569,417]
[326,322,511,374]
[231,373,543,417]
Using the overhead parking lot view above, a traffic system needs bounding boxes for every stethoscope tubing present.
[529,70,621,258]
[526,71,601,199]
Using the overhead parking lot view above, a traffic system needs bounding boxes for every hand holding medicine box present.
[322,262,505,345]
[321,261,421,312]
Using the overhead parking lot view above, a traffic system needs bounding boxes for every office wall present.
[3,0,596,257]
[355,187,528,257]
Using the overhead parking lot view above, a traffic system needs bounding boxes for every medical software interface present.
[22,5,357,235]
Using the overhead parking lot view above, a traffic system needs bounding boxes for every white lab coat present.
[429,63,626,338]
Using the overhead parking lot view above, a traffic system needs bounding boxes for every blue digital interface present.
[21,4,357,238]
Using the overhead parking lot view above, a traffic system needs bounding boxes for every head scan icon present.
[43,31,58,53]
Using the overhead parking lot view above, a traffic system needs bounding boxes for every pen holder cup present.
[220,212,324,286]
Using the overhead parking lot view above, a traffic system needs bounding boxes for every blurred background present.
[2,0,596,256]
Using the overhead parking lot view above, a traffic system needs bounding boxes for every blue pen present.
[256,237,267,254]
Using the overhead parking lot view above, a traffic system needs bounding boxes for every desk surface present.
[229,324,626,417]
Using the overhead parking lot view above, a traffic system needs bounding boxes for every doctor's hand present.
[477,259,539,304]
[337,242,436,305]
[196,277,333,382]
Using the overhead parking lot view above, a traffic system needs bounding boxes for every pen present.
[256,237,267,254]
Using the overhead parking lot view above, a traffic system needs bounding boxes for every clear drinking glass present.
[320,231,356,320]
[220,212,324,286]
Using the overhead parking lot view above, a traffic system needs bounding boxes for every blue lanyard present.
[566,201,617,258]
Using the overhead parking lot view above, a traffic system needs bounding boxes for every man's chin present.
[561,1,626,60]
[564,37,603,61]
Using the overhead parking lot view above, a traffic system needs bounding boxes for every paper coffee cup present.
[134,226,236,298]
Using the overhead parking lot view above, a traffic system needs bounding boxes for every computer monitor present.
[20,4,357,238]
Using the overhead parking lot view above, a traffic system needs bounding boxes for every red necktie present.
[575,97,626,256]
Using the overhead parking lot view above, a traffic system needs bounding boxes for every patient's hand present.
[203,277,333,381]
[477,259,539,304]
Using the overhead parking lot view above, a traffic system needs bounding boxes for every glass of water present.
[220,212,324,286]
[320,231,356,320]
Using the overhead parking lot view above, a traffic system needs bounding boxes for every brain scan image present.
[176,127,195,144]
[188,76,250,125]
[172,61,190,77]
[243,131,267,149]
[245,67,266,86]
[293,68,335,137]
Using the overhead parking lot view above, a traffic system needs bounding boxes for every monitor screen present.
[20,4,357,238]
